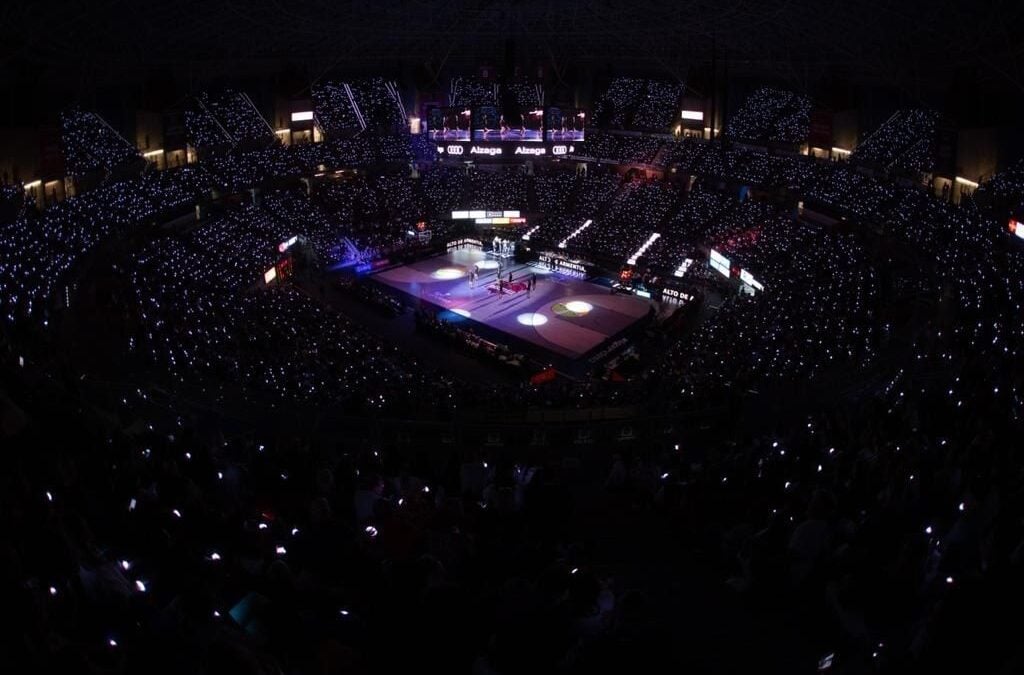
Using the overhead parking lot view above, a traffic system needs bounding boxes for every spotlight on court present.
[432,267,465,280]
[565,301,593,314]
[517,313,548,326]
[552,300,593,317]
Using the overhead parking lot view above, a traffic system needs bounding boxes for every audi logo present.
[447,145,464,155]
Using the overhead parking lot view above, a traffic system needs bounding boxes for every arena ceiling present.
[0,0,1021,94]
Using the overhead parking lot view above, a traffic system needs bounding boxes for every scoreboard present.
[433,141,578,160]
[426,104,584,161]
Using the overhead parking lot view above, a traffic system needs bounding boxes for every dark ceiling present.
[1,1,1021,98]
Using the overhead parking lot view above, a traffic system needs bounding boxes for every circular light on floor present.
[476,260,500,270]
[432,267,465,280]
[451,308,471,318]
[564,301,593,315]
[517,313,548,326]
[552,300,594,318]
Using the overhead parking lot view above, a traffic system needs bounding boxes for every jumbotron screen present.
[472,105,544,142]
[428,106,471,142]
[428,105,583,144]
[545,107,586,141]
[430,105,582,161]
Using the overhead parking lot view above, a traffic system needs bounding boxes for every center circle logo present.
[552,300,594,317]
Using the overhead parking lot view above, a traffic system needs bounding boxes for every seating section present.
[571,180,679,262]
[576,131,662,165]
[726,87,811,144]
[189,90,275,147]
[505,79,543,108]
[61,108,144,175]
[451,76,498,106]
[5,57,1024,675]
[349,77,406,131]
[312,83,362,136]
[851,109,938,171]
[593,77,683,131]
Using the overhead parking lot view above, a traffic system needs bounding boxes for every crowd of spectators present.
[6,226,1024,671]
[505,80,543,109]
[574,132,662,165]
[313,178,400,257]
[797,161,893,221]
[0,132,425,334]
[312,83,362,137]
[593,78,646,129]
[260,189,344,265]
[644,186,732,271]
[5,372,721,674]
[418,165,467,216]
[123,209,453,411]
[195,137,412,194]
[530,171,622,244]
[197,91,276,146]
[659,136,710,169]
[0,179,160,326]
[348,78,406,133]
[655,213,880,401]
[532,172,580,214]
[138,166,211,214]
[592,78,682,132]
[8,77,1024,675]
[450,77,498,106]
[725,87,811,145]
[8,115,1017,351]
[570,179,678,263]
[632,80,685,131]
[7,166,1024,667]
[185,107,232,150]
[850,109,938,172]
[465,169,528,211]
[61,108,144,176]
